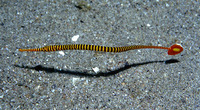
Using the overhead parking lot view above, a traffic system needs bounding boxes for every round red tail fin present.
[168,44,183,55]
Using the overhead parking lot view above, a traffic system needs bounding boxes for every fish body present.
[19,44,183,55]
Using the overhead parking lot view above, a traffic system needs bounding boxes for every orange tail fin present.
[167,44,183,55]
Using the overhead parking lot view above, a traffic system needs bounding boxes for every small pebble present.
[72,35,80,41]
[92,67,100,73]
[59,51,65,56]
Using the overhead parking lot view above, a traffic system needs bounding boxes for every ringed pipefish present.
[19,44,183,55]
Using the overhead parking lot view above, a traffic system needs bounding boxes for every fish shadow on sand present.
[14,59,179,77]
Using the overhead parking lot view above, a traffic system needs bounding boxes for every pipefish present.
[19,44,183,55]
